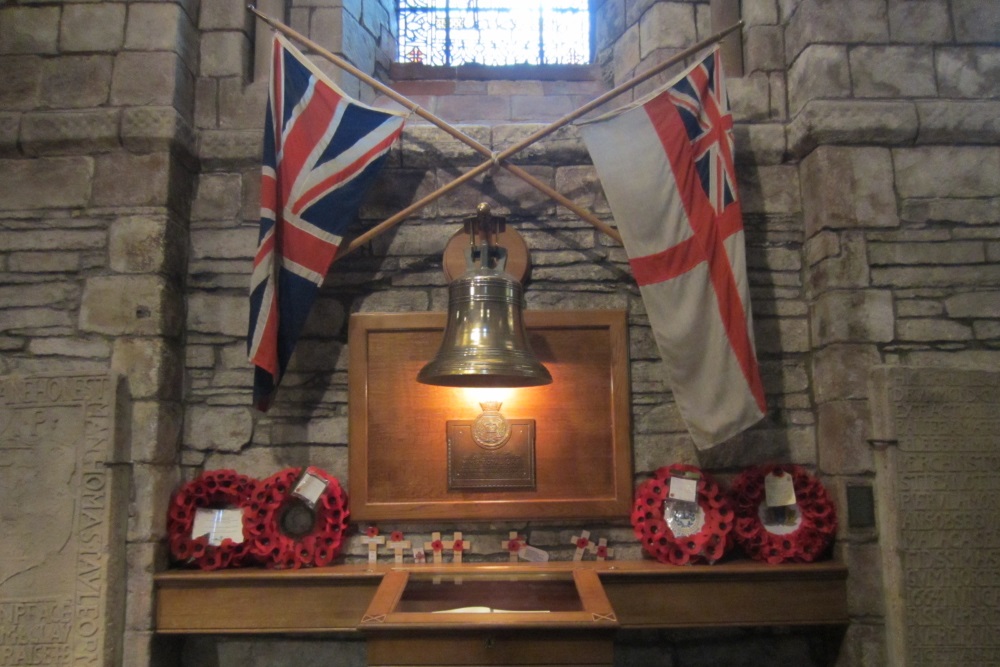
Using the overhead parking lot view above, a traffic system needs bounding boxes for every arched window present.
[397,0,592,67]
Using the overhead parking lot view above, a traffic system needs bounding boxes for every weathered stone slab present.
[0,373,127,666]
[869,366,1000,666]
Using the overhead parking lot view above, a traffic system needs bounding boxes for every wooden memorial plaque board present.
[869,366,1000,666]
[348,310,633,521]
[0,374,128,666]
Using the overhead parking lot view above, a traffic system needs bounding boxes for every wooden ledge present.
[155,560,848,634]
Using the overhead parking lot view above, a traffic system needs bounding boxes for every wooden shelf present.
[154,560,848,634]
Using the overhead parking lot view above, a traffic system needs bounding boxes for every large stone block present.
[638,3,696,58]
[130,399,183,463]
[80,275,182,337]
[812,343,881,403]
[198,129,262,165]
[894,146,1000,199]
[127,463,178,543]
[0,157,93,210]
[739,164,801,214]
[785,0,888,62]
[28,337,110,360]
[896,318,972,342]
[844,541,885,617]
[801,146,897,236]
[916,100,1000,145]
[953,0,1000,43]
[186,293,248,337]
[816,399,874,475]
[944,290,1000,319]
[849,46,936,98]
[110,51,190,110]
[399,124,489,167]
[900,196,1000,226]
[312,8,376,75]
[191,172,243,221]
[868,240,985,266]
[200,30,251,78]
[0,228,103,253]
[20,109,120,156]
[872,264,1000,289]
[92,152,172,208]
[112,337,183,401]
[190,227,257,261]
[936,47,1000,98]
[807,231,871,295]
[811,290,895,345]
[40,55,113,109]
[109,216,186,276]
[612,24,641,84]
[59,3,127,52]
[200,0,255,30]
[0,56,43,111]
[729,72,772,122]
[492,124,588,165]
[217,78,267,130]
[0,373,128,666]
[787,100,918,156]
[0,6,59,55]
[744,24,784,72]
[121,106,196,156]
[184,404,253,452]
[787,45,851,116]
[732,123,786,165]
[887,0,951,43]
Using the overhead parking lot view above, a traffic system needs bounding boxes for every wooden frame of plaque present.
[348,310,633,521]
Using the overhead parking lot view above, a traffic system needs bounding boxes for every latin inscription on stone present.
[870,367,1000,667]
[0,375,126,666]
[446,420,535,490]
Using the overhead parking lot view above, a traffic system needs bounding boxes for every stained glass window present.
[397,1,591,67]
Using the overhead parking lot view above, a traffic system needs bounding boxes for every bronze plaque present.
[447,419,535,490]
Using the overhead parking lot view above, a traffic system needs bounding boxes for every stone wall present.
[1,0,998,666]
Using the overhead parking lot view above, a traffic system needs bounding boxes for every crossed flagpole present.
[248,6,741,261]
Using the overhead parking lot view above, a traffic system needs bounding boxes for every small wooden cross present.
[412,547,426,564]
[450,532,471,564]
[501,531,525,562]
[594,537,614,561]
[424,532,446,564]
[386,531,411,565]
[361,526,385,565]
[571,530,594,561]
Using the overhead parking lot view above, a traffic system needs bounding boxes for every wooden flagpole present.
[248,6,741,258]
[248,6,624,247]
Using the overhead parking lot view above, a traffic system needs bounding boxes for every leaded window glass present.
[397,1,591,67]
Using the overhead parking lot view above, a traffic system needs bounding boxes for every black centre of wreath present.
[279,502,316,537]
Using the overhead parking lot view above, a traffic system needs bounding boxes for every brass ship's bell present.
[417,205,552,388]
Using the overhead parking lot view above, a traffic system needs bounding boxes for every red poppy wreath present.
[167,469,258,571]
[245,466,350,569]
[631,464,734,565]
[729,464,837,564]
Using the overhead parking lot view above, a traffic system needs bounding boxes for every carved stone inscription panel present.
[0,375,126,666]
[869,367,1000,667]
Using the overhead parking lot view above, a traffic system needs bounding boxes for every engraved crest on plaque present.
[447,402,535,490]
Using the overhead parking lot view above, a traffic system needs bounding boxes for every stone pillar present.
[0,1,196,665]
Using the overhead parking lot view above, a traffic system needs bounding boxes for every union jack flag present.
[580,48,765,448]
[248,34,405,411]
[666,53,738,218]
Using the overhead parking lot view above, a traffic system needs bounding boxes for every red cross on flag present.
[580,47,766,449]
